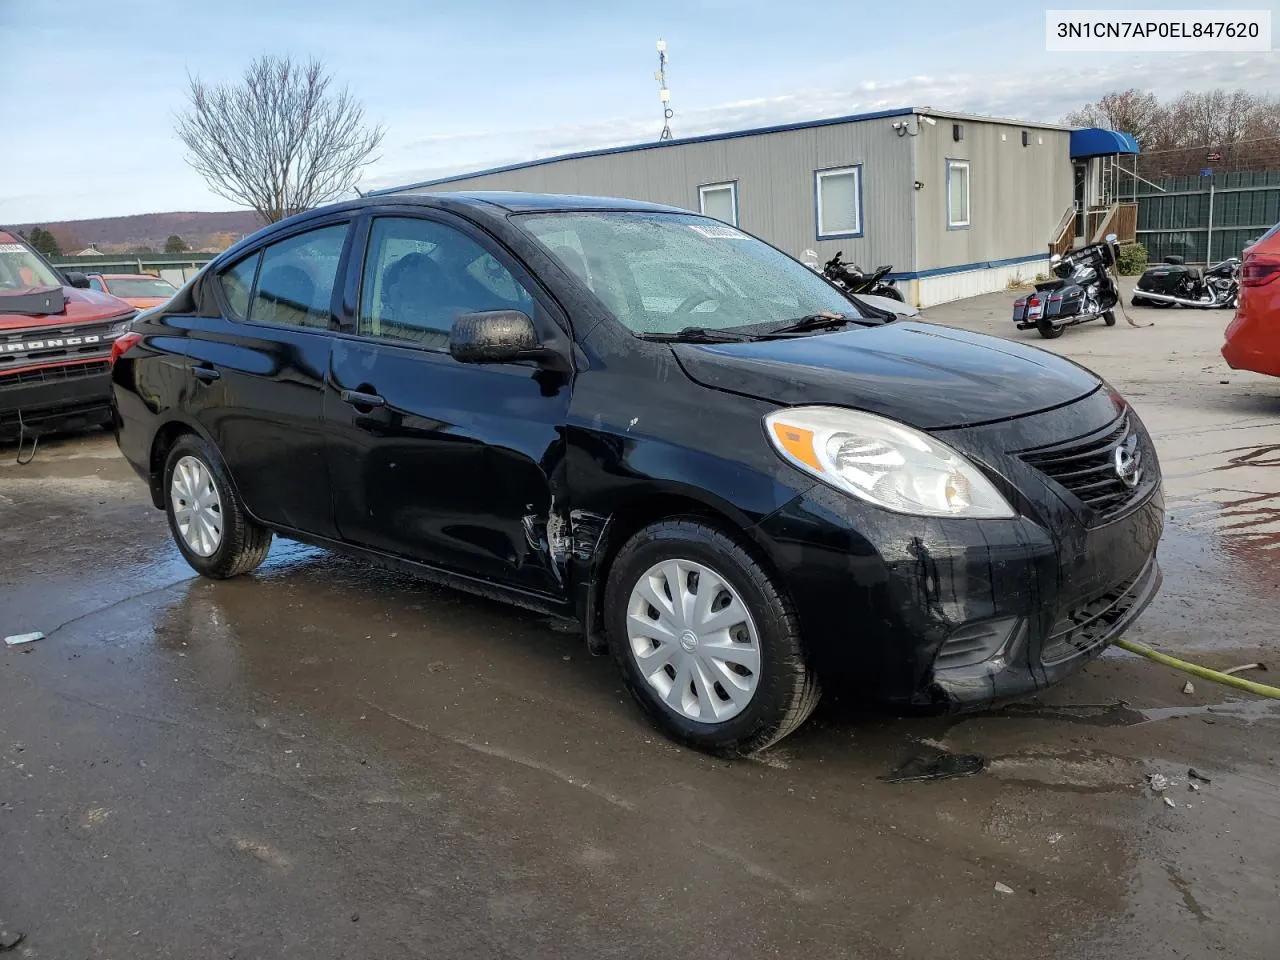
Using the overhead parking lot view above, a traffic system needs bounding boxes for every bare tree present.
[1063,88,1165,148]
[177,55,385,223]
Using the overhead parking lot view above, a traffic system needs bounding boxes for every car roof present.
[100,273,167,280]
[209,191,699,268]
[397,190,690,215]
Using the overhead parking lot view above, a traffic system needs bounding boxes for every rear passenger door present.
[185,218,353,538]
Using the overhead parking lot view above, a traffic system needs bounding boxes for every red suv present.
[1,230,136,441]
[1222,222,1280,377]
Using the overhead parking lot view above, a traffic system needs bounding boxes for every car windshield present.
[0,241,62,291]
[518,211,860,335]
[106,277,177,298]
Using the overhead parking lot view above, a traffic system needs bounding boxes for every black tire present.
[604,518,820,756]
[875,285,905,302]
[162,434,272,579]
[1036,318,1064,339]
[1103,310,1117,326]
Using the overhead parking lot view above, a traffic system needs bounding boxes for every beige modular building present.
[381,107,1076,307]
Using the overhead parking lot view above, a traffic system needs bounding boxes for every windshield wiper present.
[756,312,855,337]
[638,326,756,343]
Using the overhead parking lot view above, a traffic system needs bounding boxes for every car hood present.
[672,321,1101,430]
[0,286,133,332]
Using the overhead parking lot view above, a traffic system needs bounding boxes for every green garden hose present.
[1116,638,1280,699]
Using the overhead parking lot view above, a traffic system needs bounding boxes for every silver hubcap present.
[170,455,223,557]
[626,558,761,723]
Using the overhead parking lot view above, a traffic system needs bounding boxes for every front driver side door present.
[324,211,572,600]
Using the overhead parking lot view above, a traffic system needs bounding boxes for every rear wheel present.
[875,286,905,302]
[1036,318,1064,339]
[163,434,272,579]
[604,519,820,756]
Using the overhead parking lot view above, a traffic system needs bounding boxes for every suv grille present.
[0,360,110,386]
[1019,412,1143,520]
[1042,559,1155,664]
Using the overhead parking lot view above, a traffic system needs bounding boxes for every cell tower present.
[655,39,672,141]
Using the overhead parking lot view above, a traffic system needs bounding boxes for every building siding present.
[391,116,920,272]
[912,122,1073,272]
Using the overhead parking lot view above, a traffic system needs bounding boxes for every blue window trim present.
[946,158,970,231]
[697,180,739,226]
[814,165,864,240]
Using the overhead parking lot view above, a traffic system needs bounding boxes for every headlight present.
[764,406,1015,518]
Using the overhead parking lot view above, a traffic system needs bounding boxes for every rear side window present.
[248,223,348,329]
[88,277,105,291]
[217,254,259,319]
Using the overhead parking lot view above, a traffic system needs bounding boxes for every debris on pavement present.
[1188,782,1201,792]
[994,882,1015,895]
[881,751,985,783]
[0,928,25,952]
[4,632,44,646]
[1221,662,1267,676]
[1147,773,1170,793]
[1163,797,1176,808]
[1188,768,1212,784]
[1182,680,1195,695]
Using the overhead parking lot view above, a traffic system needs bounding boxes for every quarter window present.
[815,166,862,238]
[358,217,535,348]
[88,277,104,292]
[698,182,738,226]
[217,253,260,320]
[948,160,971,228]
[248,223,348,329]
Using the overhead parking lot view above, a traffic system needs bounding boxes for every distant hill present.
[6,210,264,255]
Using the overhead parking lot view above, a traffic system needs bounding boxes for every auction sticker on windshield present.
[688,224,750,240]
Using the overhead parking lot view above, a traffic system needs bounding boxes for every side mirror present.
[1105,233,1118,243]
[1050,254,1062,264]
[64,271,90,289]
[449,310,541,365]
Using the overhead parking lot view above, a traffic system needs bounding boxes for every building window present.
[947,159,970,229]
[815,166,862,239]
[698,182,738,225]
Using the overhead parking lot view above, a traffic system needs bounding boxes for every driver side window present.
[358,217,535,349]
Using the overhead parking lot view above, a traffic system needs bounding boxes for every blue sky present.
[1,0,1276,223]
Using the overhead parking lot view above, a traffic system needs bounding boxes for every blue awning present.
[1070,128,1140,159]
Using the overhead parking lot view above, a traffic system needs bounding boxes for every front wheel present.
[604,519,820,756]
[1036,318,1064,339]
[1103,310,1117,326]
[163,434,272,579]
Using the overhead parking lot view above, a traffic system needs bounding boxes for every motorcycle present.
[1131,255,1240,309]
[805,249,904,301]
[1012,233,1121,339]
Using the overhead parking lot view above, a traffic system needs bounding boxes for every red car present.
[87,273,178,310]
[1222,222,1280,377]
[0,231,136,441]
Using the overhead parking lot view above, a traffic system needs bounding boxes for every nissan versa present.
[111,192,1164,755]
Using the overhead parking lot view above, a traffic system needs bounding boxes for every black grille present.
[1019,412,1143,520]
[1042,560,1155,664]
[0,360,110,386]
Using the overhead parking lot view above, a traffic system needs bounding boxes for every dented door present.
[324,338,569,596]
[323,211,571,600]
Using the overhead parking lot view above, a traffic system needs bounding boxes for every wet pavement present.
[2,290,1279,959]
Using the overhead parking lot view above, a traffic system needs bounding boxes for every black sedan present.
[110,191,1163,755]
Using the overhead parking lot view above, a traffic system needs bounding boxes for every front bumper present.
[752,393,1164,711]
[0,362,114,438]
